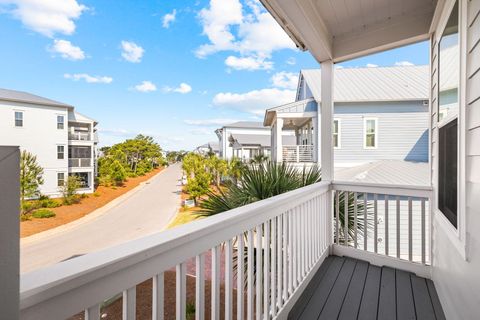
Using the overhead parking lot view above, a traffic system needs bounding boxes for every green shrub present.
[20,214,32,221]
[31,209,56,219]
[39,198,61,208]
[93,192,100,197]
[21,201,41,214]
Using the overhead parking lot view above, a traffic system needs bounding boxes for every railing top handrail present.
[282,145,313,147]
[332,180,433,198]
[20,181,330,309]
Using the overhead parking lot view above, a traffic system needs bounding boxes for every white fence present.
[20,182,331,320]
[282,145,314,163]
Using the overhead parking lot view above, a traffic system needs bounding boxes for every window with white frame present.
[364,118,377,148]
[57,115,64,129]
[333,119,340,148]
[14,111,23,127]
[57,145,65,159]
[437,0,459,228]
[57,172,65,187]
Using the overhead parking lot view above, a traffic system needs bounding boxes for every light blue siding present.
[331,101,429,164]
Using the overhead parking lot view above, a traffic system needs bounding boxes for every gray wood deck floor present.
[289,256,445,320]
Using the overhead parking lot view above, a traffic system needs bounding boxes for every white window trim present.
[432,0,468,260]
[57,145,65,160]
[14,110,24,128]
[363,117,378,149]
[57,172,65,187]
[333,118,341,149]
[57,115,65,130]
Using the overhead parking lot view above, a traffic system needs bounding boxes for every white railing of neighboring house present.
[282,145,314,163]
[69,132,91,141]
[20,182,332,320]
[68,158,92,168]
[331,181,432,276]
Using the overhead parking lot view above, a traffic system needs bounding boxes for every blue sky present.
[0,0,429,150]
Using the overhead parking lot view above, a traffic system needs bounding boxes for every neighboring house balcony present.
[282,144,314,163]
[68,123,94,143]
[68,158,92,168]
[264,98,318,164]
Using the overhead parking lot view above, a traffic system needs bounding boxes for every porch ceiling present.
[260,0,440,63]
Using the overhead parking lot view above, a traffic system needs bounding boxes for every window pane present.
[438,1,459,122]
[57,146,64,159]
[57,116,64,129]
[439,118,458,227]
[366,120,375,133]
[366,134,375,147]
[333,120,338,134]
[15,112,23,127]
[333,135,338,148]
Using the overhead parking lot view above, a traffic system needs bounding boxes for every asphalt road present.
[20,163,183,273]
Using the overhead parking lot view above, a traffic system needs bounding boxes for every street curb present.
[21,168,167,246]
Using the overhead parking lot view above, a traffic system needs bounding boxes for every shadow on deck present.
[289,256,445,320]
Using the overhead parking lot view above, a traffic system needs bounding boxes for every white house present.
[265,66,430,168]
[4,0,480,319]
[0,88,97,197]
[215,121,272,160]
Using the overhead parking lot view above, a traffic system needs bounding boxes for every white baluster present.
[196,255,205,320]
[122,287,136,320]
[153,273,164,320]
[176,263,186,320]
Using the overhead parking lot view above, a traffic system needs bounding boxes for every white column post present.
[0,146,20,319]
[275,118,284,162]
[320,60,334,181]
[313,116,319,162]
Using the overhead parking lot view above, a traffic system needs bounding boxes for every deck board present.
[289,255,445,320]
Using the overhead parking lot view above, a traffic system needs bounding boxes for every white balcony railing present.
[19,181,433,319]
[20,182,331,320]
[69,132,91,141]
[68,158,92,167]
[282,145,314,163]
[331,181,432,276]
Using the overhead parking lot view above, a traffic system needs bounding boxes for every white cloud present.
[162,9,176,28]
[395,61,415,66]
[335,65,344,69]
[366,63,378,68]
[133,81,157,92]
[225,55,272,71]
[49,39,85,60]
[270,71,298,90]
[0,0,87,37]
[184,118,239,126]
[213,88,296,115]
[64,73,112,84]
[163,83,192,94]
[196,0,295,70]
[121,41,144,63]
[189,128,215,135]
[286,57,296,65]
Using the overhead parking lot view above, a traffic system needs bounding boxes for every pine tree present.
[20,150,44,212]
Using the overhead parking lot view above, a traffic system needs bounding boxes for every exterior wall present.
[0,101,69,197]
[430,0,480,319]
[0,100,96,197]
[333,102,429,166]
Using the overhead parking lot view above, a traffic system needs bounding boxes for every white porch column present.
[275,118,284,162]
[313,116,319,162]
[320,60,334,181]
[0,146,20,319]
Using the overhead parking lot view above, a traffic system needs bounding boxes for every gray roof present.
[300,65,429,102]
[0,88,73,108]
[334,160,429,186]
[208,141,219,152]
[225,121,268,129]
[230,134,296,148]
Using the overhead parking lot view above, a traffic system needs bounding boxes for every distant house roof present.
[300,65,429,102]
[0,88,73,108]
[264,98,316,126]
[334,160,429,186]
[208,141,220,152]
[230,133,296,148]
[225,121,268,129]
[68,111,97,124]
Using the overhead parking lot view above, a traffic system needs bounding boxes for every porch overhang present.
[264,98,316,126]
[260,0,440,63]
